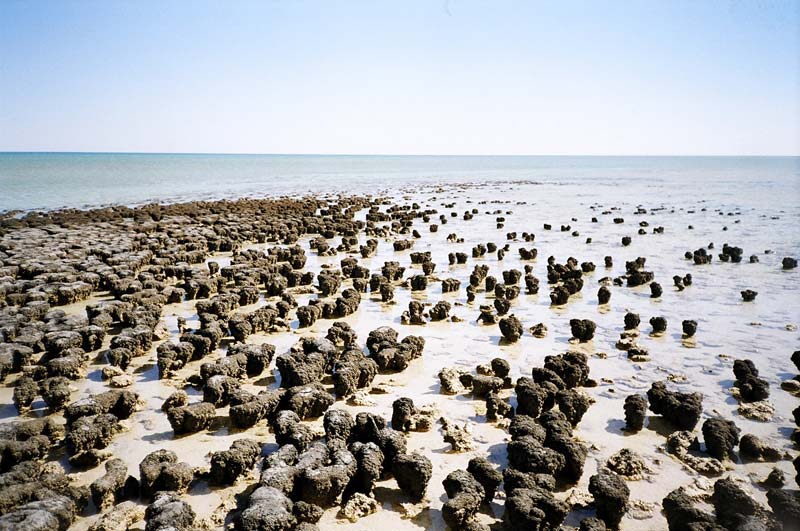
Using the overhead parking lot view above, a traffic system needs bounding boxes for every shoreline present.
[2,153,796,215]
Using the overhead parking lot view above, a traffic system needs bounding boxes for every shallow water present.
[1,173,799,530]
[1,153,798,213]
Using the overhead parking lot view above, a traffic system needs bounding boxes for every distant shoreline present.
[1,154,797,215]
[2,152,799,158]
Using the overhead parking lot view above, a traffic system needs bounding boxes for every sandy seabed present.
[0,179,798,531]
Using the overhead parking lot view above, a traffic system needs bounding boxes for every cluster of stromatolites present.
[0,191,797,531]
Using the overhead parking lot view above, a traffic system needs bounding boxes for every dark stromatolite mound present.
[681,319,697,337]
[525,274,540,294]
[12,376,37,413]
[733,359,770,402]
[662,487,716,530]
[739,433,782,462]
[323,409,354,446]
[514,377,552,418]
[702,418,740,460]
[275,339,331,387]
[625,258,653,287]
[741,289,758,301]
[332,350,378,398]
[40,376,71,411]
[166,402,215,435]
[557,388,592,426]
[486,394,514,421]
[467,457,502,502]
[392,453,432,502]
[783,257,798,270]
[144,491,196,531]
[326,321,357,348]
[272,411,316,451]
[515,411,551,441]
[649,316,667,334]
[65,413,121,463]
[64,389,138,425]
[90,458,128,511]
[229,388,285,429]
[503,486,570,531]
[761,468,785,488]
[346,441,384,497]
[237,486,296,531]
[0,459,89,518]
[502,467,555,495]
[364,327,425,373]
[0,495,81,531]
[281,383,334,420]
[624,394,647,432]
[161,389,189,411]
[570,319,596,342]
[589,471,630,529]
[544,351,590,389]
[471,374,504,398]
[428,301,452,322]
[296,448,356,507]
[647,381,703,430]
[391,397,432,432]
[718,244,744,263]
[546,433,588,483]
[401,301,426,325]
[208,439,261,486]
[767,489,800,528]
[712,476,778,530]
[507,436,565,476]
[597,286,611,304]
[203,375,241,407]
[441,278,461,294]
[499,315,523,342]
[624,312,640,330]
[650,282,662,298]
[139,449,194,499]
[441,469,485,529]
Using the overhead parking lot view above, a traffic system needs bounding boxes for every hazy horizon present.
[2,152,800,158]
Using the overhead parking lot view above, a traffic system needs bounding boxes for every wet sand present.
[0,180,798,530]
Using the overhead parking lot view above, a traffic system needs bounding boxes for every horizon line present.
[1,151,799,158]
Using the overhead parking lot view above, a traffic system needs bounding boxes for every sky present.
[0,0,798,156]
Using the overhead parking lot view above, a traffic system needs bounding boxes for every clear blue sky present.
[1,0,798,155]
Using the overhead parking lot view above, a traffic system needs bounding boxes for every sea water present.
[0,153,798,213]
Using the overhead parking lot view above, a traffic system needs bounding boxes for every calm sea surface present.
[0,153,798,213]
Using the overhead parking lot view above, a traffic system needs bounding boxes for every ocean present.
[1,153,798,213]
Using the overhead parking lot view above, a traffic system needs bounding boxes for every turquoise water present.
[0,153,798,213]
